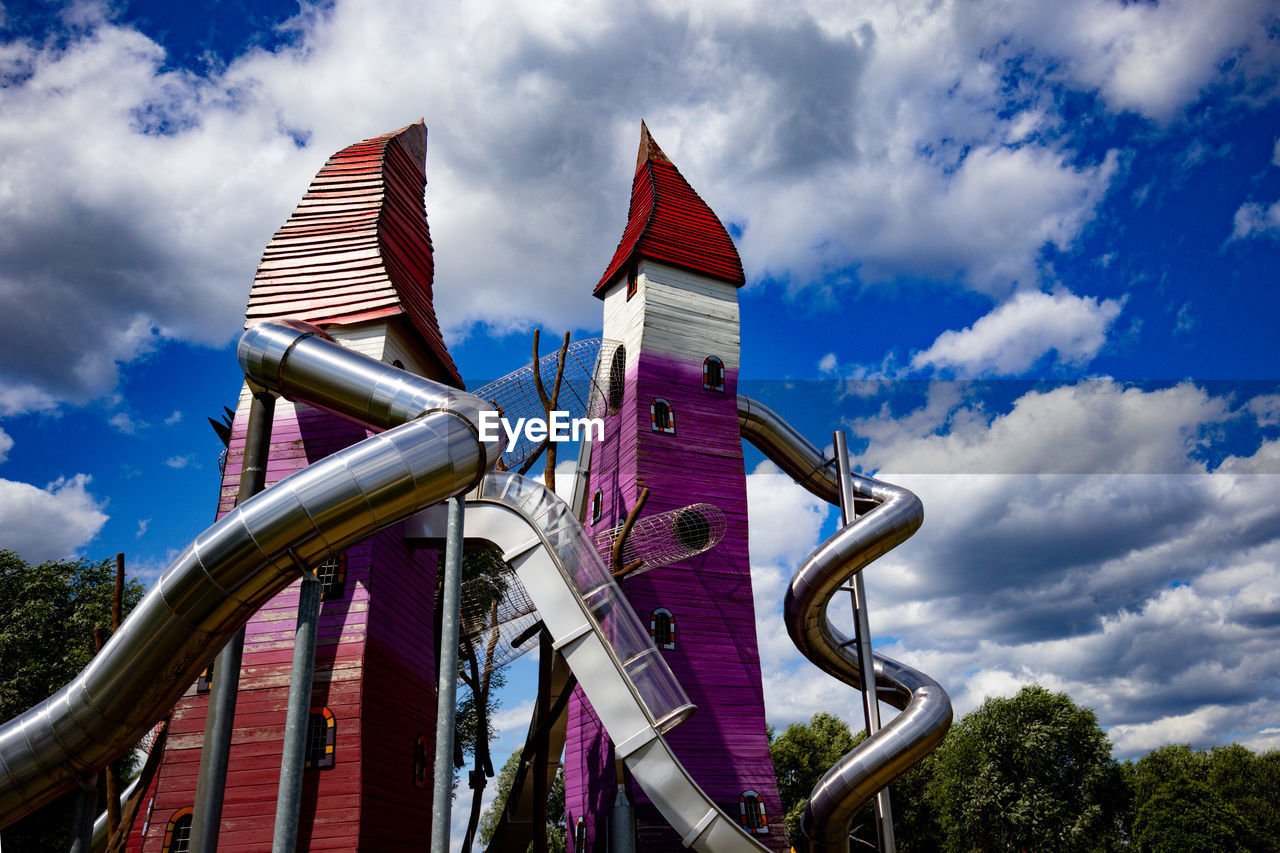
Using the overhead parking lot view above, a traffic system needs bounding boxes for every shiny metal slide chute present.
[738,396,953,852]
[0,320,502,826]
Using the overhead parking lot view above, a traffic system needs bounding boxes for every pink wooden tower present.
[128,122,460,851]
[564,124,786,852]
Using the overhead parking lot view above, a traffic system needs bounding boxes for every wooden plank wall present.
[565,267,785,852]
[128,329,447,849]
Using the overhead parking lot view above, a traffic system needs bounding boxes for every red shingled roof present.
[594,122,745,298]
[245,122,461,385]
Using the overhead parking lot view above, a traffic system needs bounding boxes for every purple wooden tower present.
[564,124,786,852]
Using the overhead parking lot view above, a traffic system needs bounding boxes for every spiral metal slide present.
[0,320,949,853]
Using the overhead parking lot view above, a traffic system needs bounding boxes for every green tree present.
[770,712,942,852]
[1127,742,1280,853]
[926,684,1124,853]
[1132,778,1248,853]
[769,712,858,849]
[478,749,566,852]
[0,551,145,851]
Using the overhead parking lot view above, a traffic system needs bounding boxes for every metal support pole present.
[191,387,275,851]
[833,431,896,853]
[430,496,466,853]
[271,572,322,852]
[68,777,97,853]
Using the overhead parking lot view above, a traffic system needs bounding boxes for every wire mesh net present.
[592,503,727,578]
[471,337,623,471]
[456,553,541,681]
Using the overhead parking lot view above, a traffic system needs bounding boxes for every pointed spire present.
[636,120,672,172]
[596,122,744,297]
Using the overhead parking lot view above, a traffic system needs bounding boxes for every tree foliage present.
[925,685,1123,853]
[478,749,567,852]
[0,550,145,851]
[1127,743,1280,853]
[769,712,858,848]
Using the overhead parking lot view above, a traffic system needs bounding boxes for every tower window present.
[306,707,337,770]
[315,552,347,601]
[739,790,769,834]
[703,356,725,392]
[650,608,675,650]
[591,489,604,523]
[162,807,194,853]
[607,345,626,413]
[574,816,586,851]
[196,657,214,695]
[413,733,430,789]
[650,398,675,434]
[626,264,638,299]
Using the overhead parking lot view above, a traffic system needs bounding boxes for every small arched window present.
[650,398,675,434]
[413,733,430,789]
[306,707,337,770]
[626,264,638,299]
[315,552,347,601]
[196,657,214,695]
[574,816,587,851]
[739,790,769,834]
[607,345,626,413]
[703,356,725,392]
[650,608,675,650]
[591,490,604,523]
[162,807,194,853]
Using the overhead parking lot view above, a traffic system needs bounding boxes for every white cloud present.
[0,473,108,560]
[1246,393,1280,427]
[1230,199,1280,241]
[165,454,194,469]
[1273,137,1280,167]
[749,380,1280,758]
[971,0,1280,122]
[851,380,1228,475]
[164,410,183,425]
[11,0,1271,411]
[109,411,144,434]
[136,518,149,538]
[0,426,11,463]
[911,290,1125,376]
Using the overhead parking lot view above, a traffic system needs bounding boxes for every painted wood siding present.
[131,350,445,850]
[567,264,785,851]
[245,122,460,385]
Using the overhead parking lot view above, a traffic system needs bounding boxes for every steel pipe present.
[0,322,499,827]
[738,396,951,852]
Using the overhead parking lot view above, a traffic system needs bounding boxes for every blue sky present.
[2,0,1280,819]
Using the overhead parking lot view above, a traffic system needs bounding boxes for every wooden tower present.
[128,123,460,851]
[564,124,786,852]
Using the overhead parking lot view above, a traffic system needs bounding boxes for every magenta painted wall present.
[565,348,786,852]
[130,397,440,851]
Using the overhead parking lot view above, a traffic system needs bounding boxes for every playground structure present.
[0,123,951,852]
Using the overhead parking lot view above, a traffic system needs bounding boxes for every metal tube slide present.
[443,471,773,853]
[738,396,952,852]
[0,321,500,827]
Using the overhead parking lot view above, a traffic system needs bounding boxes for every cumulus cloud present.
[850,380,1230,475]
[109,411,144,434]
[968,0,1280,122]
[911,290,1125,376]
[1230,199,1280,241]
[0,426,11,464]
[750,380,1280,757]
[0,473,109,560]
[6,0,1273,412]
